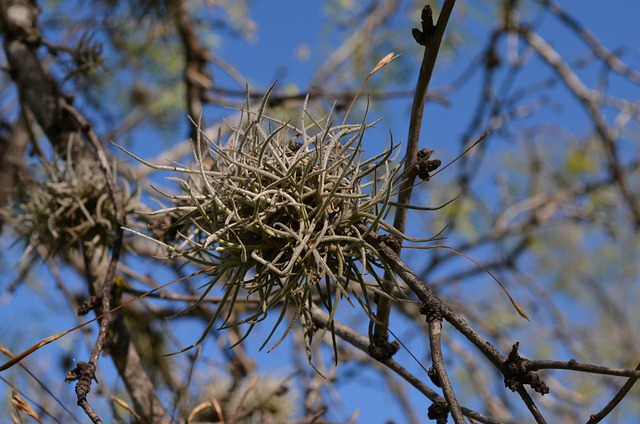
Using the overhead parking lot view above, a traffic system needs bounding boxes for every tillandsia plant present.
[192,373,297,423]
[124,89,430,358]
[11,139,135,262]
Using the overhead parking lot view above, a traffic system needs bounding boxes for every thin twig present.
[428,318,465,423]
[535,0,640,84]
[61,102,125,362]
[520,26,640,228]
[374,0,457,343]
[61,102,126,423]
[586,361,640,423]
[526,359,640,379]
[310,0,399,89]
[515,385,547,424]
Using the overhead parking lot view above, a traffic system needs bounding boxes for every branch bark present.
[374,0,457,343]
[0,0,81,151]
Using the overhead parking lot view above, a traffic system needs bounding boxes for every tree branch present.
[428,316,465,423]
[374,0,456,345]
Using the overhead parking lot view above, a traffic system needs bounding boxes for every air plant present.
[192,373,297,423]
[124,89,427,358]
[12,140,135,260]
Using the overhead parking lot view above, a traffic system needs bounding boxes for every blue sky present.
[2,1,640,422]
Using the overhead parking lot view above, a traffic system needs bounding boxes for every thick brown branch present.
[170,0,212,141]
[0,0,81,151]
[0,108,30,230]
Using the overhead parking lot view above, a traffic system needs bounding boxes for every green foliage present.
[564,150,597,176]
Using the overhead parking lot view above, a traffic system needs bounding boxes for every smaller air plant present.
[124,90,420,357]
[13,140,135,260]
[193,373,297,423]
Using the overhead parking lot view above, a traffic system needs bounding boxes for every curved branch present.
[587,361,640,423]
